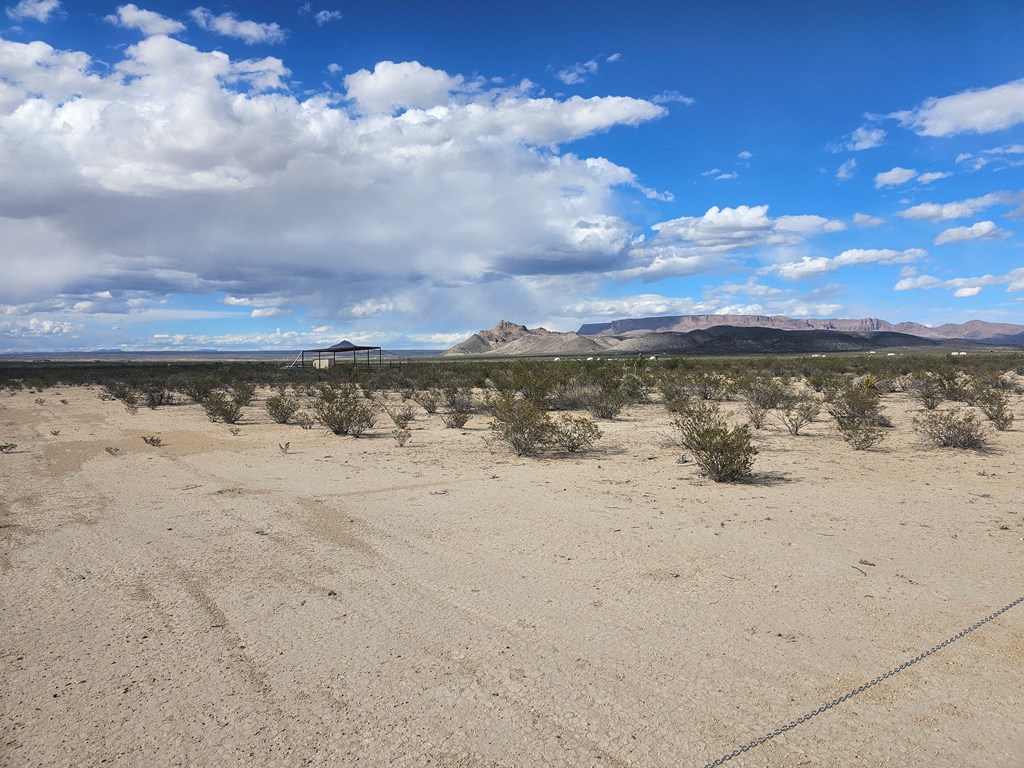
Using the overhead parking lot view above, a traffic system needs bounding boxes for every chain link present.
[701,594,1024,768]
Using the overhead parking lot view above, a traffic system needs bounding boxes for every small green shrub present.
[583,386,628,420]
[487,393,553,456]
[392,428,411,447]
[413,389,441,414]
[385,403,415,429]
[265,395,301,424]
[228,380,257,407]
[551,414,602,453]
[314,386,377,436]
[673,403,756,482]
[740,379,787,429]
[973,386,1015,431]
[906,374,943,410]
[294,411,314,429]
[141,435,162,447]
[202,391,243,424]
[914,409,988,449]
[441,410,472,429]
[778,391,820,436]
[825,378,886,450]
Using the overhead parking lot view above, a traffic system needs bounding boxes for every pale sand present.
[1,384,1022,767]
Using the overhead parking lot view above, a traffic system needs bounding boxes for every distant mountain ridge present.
[577,314,1024,345]
[442,320,1005,357]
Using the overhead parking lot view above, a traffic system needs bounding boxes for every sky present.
[1,1,1023,352]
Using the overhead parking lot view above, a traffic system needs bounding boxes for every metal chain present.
[701,594,1024,768]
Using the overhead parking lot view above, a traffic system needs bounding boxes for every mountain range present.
[443,316,1024,357]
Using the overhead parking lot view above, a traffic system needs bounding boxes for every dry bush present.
[441,409,472,429]
[293,411,314,429]
[0,443,16,454]
[487,393,553,456]
[385,403,415,429]
[265,395,301,424]
[740,378,787,429]
[583,385,628,420]
[413,390,442,414]
[906,374,943,410]
[778,391,820,436]
[551,414,602,453]
[672,398,756,482]
[914,409,988,449]
[314,385,377,436]
[825,378,886,450]
[202,391,243,424]
[392,428,411,446]
[973,385,1015,431]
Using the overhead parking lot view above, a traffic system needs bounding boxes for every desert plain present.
[1,372,1022,767]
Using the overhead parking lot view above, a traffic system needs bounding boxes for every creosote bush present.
[265,394,301,424]
[314,385,377,436]
[487,392,553,457]
[672,398,756,482]
[914,408,988,449]
[824,378,886,450]
[740,378,787,429]
[413,390,441,414]
[551,414,602,453]
[973,385,1015,431]
[906,374,943,411]
[778,391,820,436]
[202,391,243,424]
[441,409,472,429]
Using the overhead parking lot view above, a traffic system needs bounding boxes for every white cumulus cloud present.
[557,59,598,85]
[893,78,1024,136]
[933,220,1009,245]
[874,167,917,188]
[6,0,59,21]
[853,212,883,228]
[189,7,287,44]
[106,4,185,35]
[899,192,1008,221]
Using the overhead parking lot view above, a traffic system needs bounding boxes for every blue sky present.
[1,0,1023,351]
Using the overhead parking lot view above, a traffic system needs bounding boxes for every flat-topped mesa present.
[577,314,1024,343]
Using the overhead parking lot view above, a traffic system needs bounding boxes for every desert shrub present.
[179,377,216,403]
[144,386,173,409]
[441,409,472,429]
[294,411,314,429]
[442,386,475,412]
[583,385,628,420]
[487,393,553,456]
[973,385,1015,431]
[549,381,590,411]
[672,401,756,482]
[392,428,411,446]
[906,374,943,410]
[202,391,243,424]
[385,403,415,429]
[0,443,16,454]
[778,391,821,436]
[102,381,139,413]
[740,378,787,429]
[825,378,886,450]
[914,409,988,449]
[618,372,649,404]
[141,435,162,446]
[228,380,257,407]
[265,395,301,424]
[413,389,442,414]
[314,385,377,436]
[551,414,602,453]
[691,373,732,401]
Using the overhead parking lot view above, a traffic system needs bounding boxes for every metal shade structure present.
[292,340,382,367]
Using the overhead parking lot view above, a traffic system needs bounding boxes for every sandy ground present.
[1,382,1022,767]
